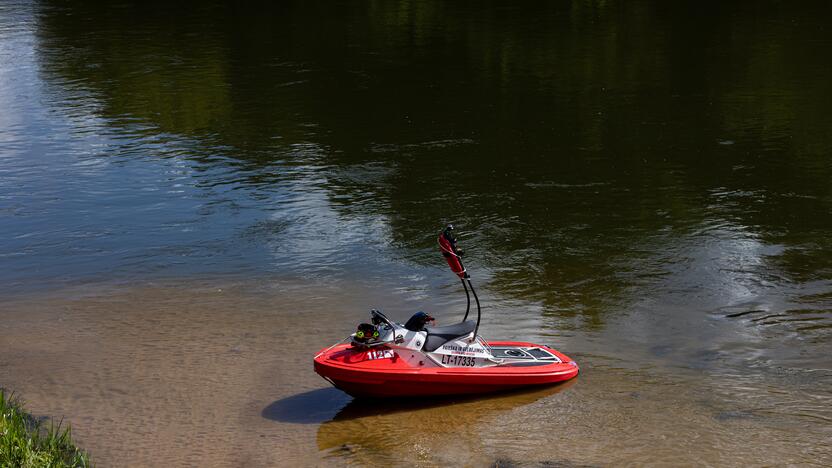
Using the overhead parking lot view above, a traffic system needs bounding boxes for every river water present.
[1,1,831,466]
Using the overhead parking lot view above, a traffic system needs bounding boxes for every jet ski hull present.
[314,341,579,398]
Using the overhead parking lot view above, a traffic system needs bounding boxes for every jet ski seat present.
[423,321,477,352]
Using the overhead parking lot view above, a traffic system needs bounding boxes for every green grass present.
[1,389,90,468]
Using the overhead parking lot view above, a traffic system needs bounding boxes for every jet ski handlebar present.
[438,225,482,340]
[370,309,394,327]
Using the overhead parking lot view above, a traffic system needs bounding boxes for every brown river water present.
[3,278,830,466]
[2,0,832,466]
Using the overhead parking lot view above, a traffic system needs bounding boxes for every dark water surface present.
[2,1,832,466]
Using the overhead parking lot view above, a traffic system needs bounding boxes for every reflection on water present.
[2,0,832,466]
[316,383,576,467]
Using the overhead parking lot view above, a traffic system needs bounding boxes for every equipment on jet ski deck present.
[313,225,579,398]
[404,311,435,331]
[353,323,379,343]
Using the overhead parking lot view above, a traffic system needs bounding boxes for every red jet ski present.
[314,225,579,398]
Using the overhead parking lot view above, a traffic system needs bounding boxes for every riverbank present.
[0,389,89,467]
[3,279,830,466]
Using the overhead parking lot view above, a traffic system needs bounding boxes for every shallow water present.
[3,281,831,467]
[2,0,832,466]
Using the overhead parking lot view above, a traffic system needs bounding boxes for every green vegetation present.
[0,390,90,468]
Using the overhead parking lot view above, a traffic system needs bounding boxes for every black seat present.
[423,321,477,352]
